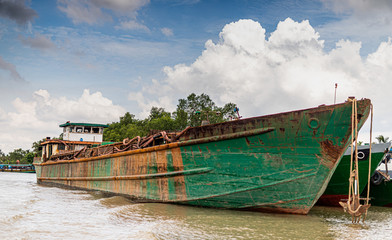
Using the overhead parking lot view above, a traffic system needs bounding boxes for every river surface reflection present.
[1,172,391,239]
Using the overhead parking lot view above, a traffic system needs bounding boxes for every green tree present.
[32,138,46,157]
[145,107,176,133]
[0,149,5,163]
[173,93,237,128]
[103,112,147,142]
[7,148,29,164]
[120,112,137,125]
[24,152,35,164]
[148,107,170,121]
[102,93,237,142]
[376,135,390,143]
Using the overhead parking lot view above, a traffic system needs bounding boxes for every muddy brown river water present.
[1,172,392,239]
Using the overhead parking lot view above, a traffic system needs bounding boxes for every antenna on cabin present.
[334,83,338,104]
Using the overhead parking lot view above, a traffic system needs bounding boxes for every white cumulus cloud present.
[128,17,392,142]
[0,89,126,153]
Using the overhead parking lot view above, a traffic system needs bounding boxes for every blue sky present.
[1,0,392,153]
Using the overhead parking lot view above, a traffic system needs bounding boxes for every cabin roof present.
[40,139,98,146]
[59,122,109,128]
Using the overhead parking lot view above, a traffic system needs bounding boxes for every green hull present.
[367,181,392,207]
[317,143,391,206]
[365,162,392,207]
[34,99,371,214]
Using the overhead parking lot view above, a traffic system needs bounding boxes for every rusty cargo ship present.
[34,98,371,214]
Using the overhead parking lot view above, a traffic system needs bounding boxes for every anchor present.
[339,170,371,223]
[339,98,372,223]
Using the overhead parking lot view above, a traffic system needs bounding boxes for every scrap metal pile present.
[47,128,190,161]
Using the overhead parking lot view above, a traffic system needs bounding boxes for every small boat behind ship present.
[0,164,36,173]
[317,143,391,206]
[34,98,371,214]
[363,153,392,207]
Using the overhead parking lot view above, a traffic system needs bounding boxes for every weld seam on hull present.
[37,167,214,181]
[176,171,317,202]
[35,127,275,166]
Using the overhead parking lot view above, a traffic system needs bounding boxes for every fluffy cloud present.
[129,18,392,142]
[30,89,126,123]
[0,0,37,25]
[0,89,126,153]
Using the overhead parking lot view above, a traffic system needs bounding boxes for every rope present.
[347,99,355,205]
[363,104,373,222]
[341,98,372,223]
[345,99,363,218]
[354,99,360,198]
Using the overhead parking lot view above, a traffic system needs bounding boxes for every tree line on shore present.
[0,149,34,164]
[0,93,237,164]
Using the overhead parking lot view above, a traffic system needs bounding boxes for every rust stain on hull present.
[171,147,187,201]
[319,139,345,169]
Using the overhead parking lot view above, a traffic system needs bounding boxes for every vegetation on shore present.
[0,93,236,163]
[103,93,237,142]
[0,149,34,164]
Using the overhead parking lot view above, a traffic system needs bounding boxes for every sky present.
[1,0,392,153]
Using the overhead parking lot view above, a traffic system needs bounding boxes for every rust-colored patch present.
[156,150,168,200]
[293,169,313,173]
[319,139,344,169]
[171,147,187,201]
